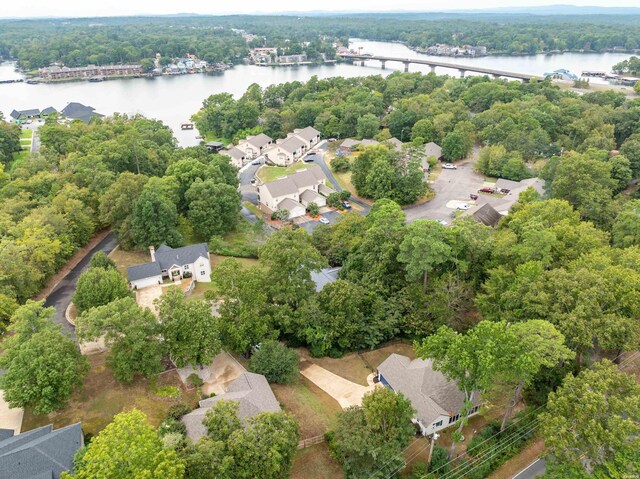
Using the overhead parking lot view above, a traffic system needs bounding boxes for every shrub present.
[187,373,204,388]
[158,418,186,437]
[331,156,351,173]
[339,190,351,201]
[89,251,117,270]
[166,402,192,421]
[73,267,130,314]
[428,445,450,474]
[248,340,299,383]
[326,192,343,209]
[306,202,320,217]
[162,432,185,450]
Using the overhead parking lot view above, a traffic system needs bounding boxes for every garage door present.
[131,275,162,289]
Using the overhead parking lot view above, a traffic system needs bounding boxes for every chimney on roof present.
[149,246,156,262]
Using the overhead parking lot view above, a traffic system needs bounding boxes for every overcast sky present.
[1,0,639,18]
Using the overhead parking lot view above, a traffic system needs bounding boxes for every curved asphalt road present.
[512,459,546,479]
[44,232,118,337]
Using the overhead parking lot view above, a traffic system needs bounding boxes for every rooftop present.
[127,243,209,281]
[182,372,280,441]
[245,133,273,149]
[293,126,321,142]
[260,165,327,199]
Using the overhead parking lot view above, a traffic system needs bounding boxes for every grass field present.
[109,247,150,278]
[20,129,33,139]
[21,353,198,436]
[257,162,314,182]
[291,443,344,479]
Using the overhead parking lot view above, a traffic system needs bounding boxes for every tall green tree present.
[185,179,241,239]
[76,297,163,382]
[248,340,299,384]
[539,360,640,475]
[63,409,185,479]
[612,199,640,248]
[204,400,242,442]
[73,267,131,314]
[157,287,221,367]
[130,188,183,249]
[398,220,453,290]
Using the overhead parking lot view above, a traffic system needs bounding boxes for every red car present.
[479,187,496,194]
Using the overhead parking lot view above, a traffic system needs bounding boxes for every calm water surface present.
[0,40,632,146]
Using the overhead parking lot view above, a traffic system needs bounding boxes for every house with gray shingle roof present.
[237,133,273,159]
[182,372,280,442]
[291,126,321,149]
[377,354,482,436]
[264,135,308,166]
[0,423,83,479]
[424,142,443,161]
[61,102,104,124]
[257,166,328,218]
[127,243,211,289]
[219,146,247,168]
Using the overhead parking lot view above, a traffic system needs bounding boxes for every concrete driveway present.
[135,285,163,315]
[404,152,485,223]
[300,360,377,408]
[299,210,342,234]
[177,351,246,396]
[0,388,23,434]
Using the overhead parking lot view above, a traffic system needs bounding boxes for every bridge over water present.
[339,54,545,82]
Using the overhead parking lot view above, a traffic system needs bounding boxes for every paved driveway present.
[0,388,23,434]
[135,285,163,315]
[299,210,342,234]
[513,459,546,479]
[404,153,485,223]
[300,360,377,408]
[44,232,118,337]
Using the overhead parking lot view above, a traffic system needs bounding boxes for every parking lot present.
[404,154,485,223]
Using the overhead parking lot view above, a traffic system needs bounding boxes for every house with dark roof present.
[236,133,273,159]
[182,372,280,442]
[9,109,40,121]
[127,243,211,289]
[60,102,104,124]
[40,107,57,116]
[257,165,332,218]
[204,141,224,153]
[0,423,83,479]
[377,354,482,436]
[469,203,503,228]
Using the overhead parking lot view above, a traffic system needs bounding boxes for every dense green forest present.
[2,13,640,69]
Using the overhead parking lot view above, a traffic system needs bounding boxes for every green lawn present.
[20,129,33,139]
[243,201,265,219]
[257,162,314,182]
[11,149,29,164]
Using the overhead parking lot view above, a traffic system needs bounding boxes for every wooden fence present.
[297,435,325,449]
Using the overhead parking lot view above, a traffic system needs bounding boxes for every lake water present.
[0,39,632,146]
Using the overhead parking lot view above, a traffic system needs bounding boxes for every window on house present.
[434,420,443,427]
[183,265,189,270]
[201,271,206,276]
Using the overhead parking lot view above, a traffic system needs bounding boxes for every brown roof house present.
[377,354,482,436]
[182,372,280,442]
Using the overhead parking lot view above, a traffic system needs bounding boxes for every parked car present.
[499,188,511,194]
[443,163,457,169]
[328,138,337,142]
[303,154,316,163]
[479,187,496,194]
[250,178,256,185]
[470,194,479,201]
[438,219,449,226]
[319,217,330,224]
[251,159,261,166]
[342,201,352,209]
[457,203,471,210]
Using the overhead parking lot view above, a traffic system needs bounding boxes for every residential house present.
[0,423,83,479]
[377,354,482,436]
[469,203,503,228]
[338,138,379,154]
[264,135,307,166]
[424,142,443,161]
[9,109,40,121]
[61,102,104,124]
[237,133,273,159]
[41,106,57,116]
[127,243,211,289]
[385,137,404,151]
[38,64,142,80]
[257,166,331,219]
[182,372,281,442]
[219,147,247,168]
[310,267,341,292]
[291,126,321,149]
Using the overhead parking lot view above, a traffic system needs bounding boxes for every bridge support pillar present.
[459,69,466,78]
[380,60,386,70]
[430,65,436,73]
[403,62,410,73]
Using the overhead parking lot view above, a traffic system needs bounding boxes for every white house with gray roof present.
[291,126,321,149]
[377,354,482,436]
[127,243,211,289]
[257,166,330,218]
[182,372,281,442]
[236,133,273,159]
[219,146,247,168]
[0,423,83,479]
[264,135,308,166]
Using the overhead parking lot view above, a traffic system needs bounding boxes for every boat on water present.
[89,76,105,82]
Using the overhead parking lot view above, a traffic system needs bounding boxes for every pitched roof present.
[0,423,83,479]
[378,354,481,428]
[278,197,303,212]
[182,372,280,441]
[245,133,272,149]
[310,267,341,292]
[276,135,306,154]
[424,142,442,158]
[386,137,404,151]
[154,243,209,270]
[340,138,380,149]
[61,102,94,117]
[293,126,321,142]
[494,178,522,191]
[260,166,326,199]
[318,184,336,197]
[300,189,324,204]
[127,262,162,282]
[10,109,40,119]
[471,203,502,227]
[41,107,57,115]
[221,147,246,161]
